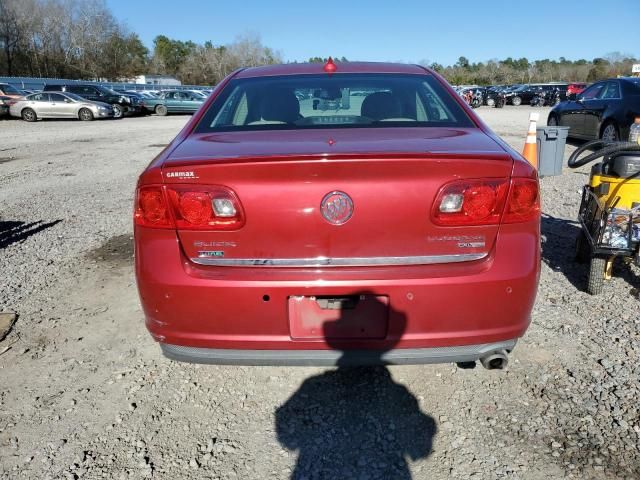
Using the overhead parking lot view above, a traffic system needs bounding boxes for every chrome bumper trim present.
[190,253,487,267]
[160,340,517,366]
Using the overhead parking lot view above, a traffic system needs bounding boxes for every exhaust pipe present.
[480,350,509,370]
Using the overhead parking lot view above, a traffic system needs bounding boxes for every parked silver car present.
[9,92,114,122]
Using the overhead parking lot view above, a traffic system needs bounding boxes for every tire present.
[155,104,168,116]
[21,108,37,122]
[486,97,495,107]
[511,96,522,106]
[575,231,590,264]
[111,104,123,119]
[547,115,559,126]
[587,256,606,295]
[78,108,94,121]
[495,97,505,109]
[600,122,619,142]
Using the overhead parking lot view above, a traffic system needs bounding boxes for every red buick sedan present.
[134,61,540,369]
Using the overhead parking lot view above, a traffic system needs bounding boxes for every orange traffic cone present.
[522,112,539,169]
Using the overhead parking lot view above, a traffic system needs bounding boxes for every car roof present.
[235,62,429,79]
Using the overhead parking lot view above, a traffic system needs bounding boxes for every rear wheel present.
[511,96,522,106]
[22,108,37,122]
[486,97,495,107]
[112,104,123,119]
[600,122,619,142]
[587,256,606,295]
[155,104,168,116]
[78,108,94,121]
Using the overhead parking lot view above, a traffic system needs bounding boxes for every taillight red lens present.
[166,186,244,230]
[463,185,498,220]
[433,179,509,226]
[178,191,213,225]
[433,177,539,226]
[134,185,245,230]
[503,178,540,223]
[134,186,172,228]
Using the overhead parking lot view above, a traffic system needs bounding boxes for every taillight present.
[167,185,244,230]
[432,179,509,226]
[432,177,539,226]
[502,178,540,223]
[134,185,245,230]
[134,186,172,228]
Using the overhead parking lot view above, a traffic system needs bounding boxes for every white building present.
[134,75,182,86]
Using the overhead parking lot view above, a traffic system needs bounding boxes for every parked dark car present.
[548,78,640,141]
[43,84,141,118]
[504,85,544,106]
[485,86,508,106]
[541,84,568,102]
[114,90,150,114]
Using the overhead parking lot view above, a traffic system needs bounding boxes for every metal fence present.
[0,76,213,92]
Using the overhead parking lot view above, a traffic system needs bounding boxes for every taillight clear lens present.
[134,186,172,228]
[167,186,244,230]
[503,178,540,223]
[212,198,237,217]
[439,193,463,213]
[432,179,509,226]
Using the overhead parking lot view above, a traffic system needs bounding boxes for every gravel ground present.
[0,107,638,480]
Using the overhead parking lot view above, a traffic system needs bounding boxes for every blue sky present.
[107,0,639,65]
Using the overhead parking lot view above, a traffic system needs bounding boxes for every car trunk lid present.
[162,128,513,265]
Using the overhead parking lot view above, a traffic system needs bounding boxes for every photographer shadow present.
[275,295,437,479]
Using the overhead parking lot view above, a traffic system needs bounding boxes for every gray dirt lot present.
[0,107,638,480]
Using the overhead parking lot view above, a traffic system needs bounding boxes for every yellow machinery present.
[569,140,640,294]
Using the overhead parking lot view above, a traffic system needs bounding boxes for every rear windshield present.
[195,73,474,132]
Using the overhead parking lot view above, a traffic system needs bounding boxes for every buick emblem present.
[321,191,353,225]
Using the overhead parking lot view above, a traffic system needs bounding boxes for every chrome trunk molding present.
[190,252,488,267]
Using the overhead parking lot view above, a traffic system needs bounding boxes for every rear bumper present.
[135,221,540,364]
[160,339,517,366]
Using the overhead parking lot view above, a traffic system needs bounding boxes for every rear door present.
[583,80,620,138]
[570,82,606,137]
[27,93,53,117]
